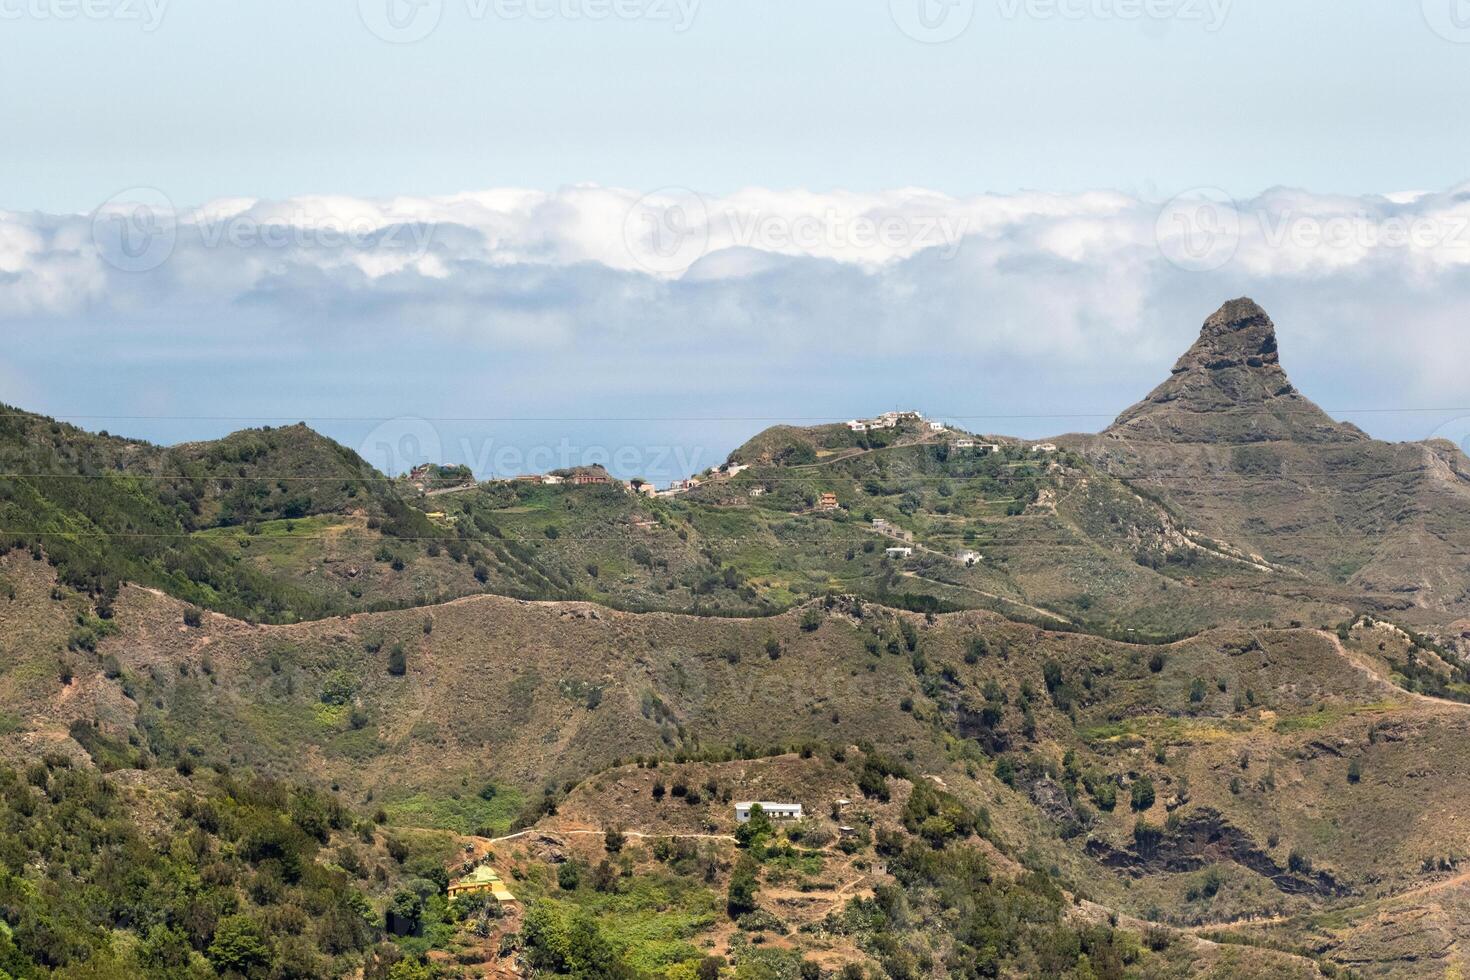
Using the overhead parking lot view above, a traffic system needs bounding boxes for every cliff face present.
[1107,298,1367,445]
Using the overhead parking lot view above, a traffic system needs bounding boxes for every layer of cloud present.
[4,182,1470,475]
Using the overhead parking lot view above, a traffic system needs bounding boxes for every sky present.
[2,1,1470,482]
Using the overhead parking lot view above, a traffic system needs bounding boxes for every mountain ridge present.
[1106,297,1369,445]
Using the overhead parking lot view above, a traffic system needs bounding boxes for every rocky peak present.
[1171,298,1281,377]
[1107,299,1364,444]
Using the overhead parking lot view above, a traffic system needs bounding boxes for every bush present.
[183,607,203,628]
[1130,776,1155,812]
[727,855,760,916]
[387,644,407,676]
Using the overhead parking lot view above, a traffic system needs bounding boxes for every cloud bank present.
[4,182,1470,477]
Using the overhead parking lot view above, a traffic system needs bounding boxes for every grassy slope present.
[9,547,1470,974]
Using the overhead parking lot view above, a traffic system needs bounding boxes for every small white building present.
[957,550,982,566]
[952,439,975,450]
[847,420,869,433]
[1032,443,1058,454]
[886,546,914,559]
[928,421,946,432]
[735,802,803,823]
[871,518,888,529]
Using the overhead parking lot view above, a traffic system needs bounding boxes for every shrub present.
[1130,776,1155,812]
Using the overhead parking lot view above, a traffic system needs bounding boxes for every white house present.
[886,546,914,559]
[735,802,803,823]
[928,421,946,432]
[847,420,869,432]
[1032,443,1058,453]
[957,550,982,566]
[871,518,888,529]
[952,439,975,450]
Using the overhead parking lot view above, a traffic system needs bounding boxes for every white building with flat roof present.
[735,802,803,823]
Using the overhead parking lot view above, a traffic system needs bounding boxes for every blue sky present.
[4,1,1469,211]
[2,2,1470,481]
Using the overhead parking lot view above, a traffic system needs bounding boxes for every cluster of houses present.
[950,438,1002,454]
[846,410,926,433]
[510,472,612,487]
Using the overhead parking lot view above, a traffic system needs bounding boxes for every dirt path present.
[1315,631,1470,711]
[481,828,736,846]
[899,569,1075,625]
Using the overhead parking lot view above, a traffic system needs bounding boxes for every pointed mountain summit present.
[1107,298,1366,444]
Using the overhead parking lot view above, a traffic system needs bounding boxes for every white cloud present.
[4,182,1470,452]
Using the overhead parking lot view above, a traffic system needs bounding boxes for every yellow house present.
[448,865,517,903]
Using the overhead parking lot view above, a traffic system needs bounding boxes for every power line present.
[5,406,1470,423]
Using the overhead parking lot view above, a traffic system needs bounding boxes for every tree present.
[387,890,423,936]
[1130,776,1155,812]
[734,804,773,849]
[206,915,273,974]
[387,644,407,676]
[727,854,760,916]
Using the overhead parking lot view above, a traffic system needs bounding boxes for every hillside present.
[1066,300,1470,623]
[5,298,1470,976]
